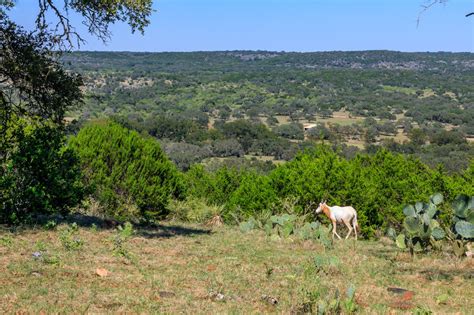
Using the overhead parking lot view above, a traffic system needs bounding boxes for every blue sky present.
[9,0,474,52]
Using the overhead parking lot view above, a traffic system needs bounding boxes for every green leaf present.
[386,227,397,240]
[396,234,406,249]
[466,210,474,225]
[455,220,474,239]
[239,218,258,233]
[430,193,443,206]
[282,222,294,238]
[418,225,432,239]
[404,216,422,235]
[415,202,424,213]
[403,204,416,217]
[425,203,437,219]
[422,213,432,226]
[453,195,469,219]
[431,227,445,240]
[264,221,273,236]
[270,215,281,225]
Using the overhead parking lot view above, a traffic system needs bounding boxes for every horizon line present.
[70,49,474,54]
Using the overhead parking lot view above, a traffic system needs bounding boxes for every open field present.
[1,222,473,314]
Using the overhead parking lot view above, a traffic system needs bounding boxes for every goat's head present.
[314,199,326,214]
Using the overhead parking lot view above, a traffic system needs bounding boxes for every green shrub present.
[185,145,472,237]
[58,223,84,251]
[69,121,185,220]
[270,146,470,236]
[112,222,135,260]
[1,123,84,223]
[167,197,223,223]
[226,172,278,221]
[185,164,243,207]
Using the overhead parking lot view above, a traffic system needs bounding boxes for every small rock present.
[261,294,278,305]
[158,291,176,298]
[209,291,225,301]
[31,272,42,277]
[401,291,414,301]
[95,268,109,277]
[32,252,42,259]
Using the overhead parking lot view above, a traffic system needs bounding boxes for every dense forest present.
[64,51,474,173]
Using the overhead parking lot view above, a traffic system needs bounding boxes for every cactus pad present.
[396,234,406,249]
[403,205,416,217]
[455,220,474,239]
[431,227,446,240]
[430,193,443,206]
[453,195,470,219]
[404,216,422,234]
[415,202,424,214]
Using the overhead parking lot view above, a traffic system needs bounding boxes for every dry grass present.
[318,111,365,126]
[1,223,472,314]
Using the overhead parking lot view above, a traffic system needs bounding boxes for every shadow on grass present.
[1,212,212,239]
[135,223,212,239]
[365,246,399,261]
[419,268,474,281]
[367,247,474,281]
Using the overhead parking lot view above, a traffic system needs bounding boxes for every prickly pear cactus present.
[397,193,473,257]
[452,195,474,240]
[396,193,444,254]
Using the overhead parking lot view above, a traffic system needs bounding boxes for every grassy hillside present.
[1,222,472,313]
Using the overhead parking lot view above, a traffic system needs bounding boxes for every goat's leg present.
[353,220,358,240]
[332,221,342,239]
[343,219,353,239]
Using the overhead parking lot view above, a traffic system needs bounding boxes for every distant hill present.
[62,50,474,173]
[63,50,474,73]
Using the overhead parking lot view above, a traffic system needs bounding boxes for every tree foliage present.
[185,145,473,235]
[0,1,153,223]
[69,121,185,220]
[0,122,84,223]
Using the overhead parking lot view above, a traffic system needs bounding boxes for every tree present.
[0,1,153,222]
[418,1,473,24]
[273,123,305,140]
[1,1,153,131]
[408,128,428,146]
[1,123,84,223]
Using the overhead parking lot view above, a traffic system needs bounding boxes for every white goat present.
[314,200,359,240]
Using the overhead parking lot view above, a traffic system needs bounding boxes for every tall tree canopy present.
[0,1,153,222]
[1,1,153,144]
